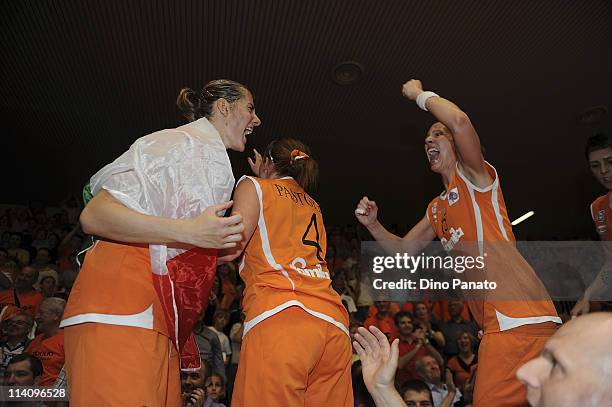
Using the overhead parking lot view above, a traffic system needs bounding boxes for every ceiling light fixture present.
[511,211,535,226]
[332,61,365,86]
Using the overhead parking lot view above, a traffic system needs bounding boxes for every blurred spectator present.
[401,379,434,407]
[0,259,17,289]
[0,232,10,249]
[439,301,478,357]
[332,271,357,315]
[395,312,444,386]
[0,265,44,317]
[226,312,245,405]
[32,248,55,271]
[364,301,398,339]
[217,264,237,311]
[4,352,43,387]
[205,373,227,407]
[25,297,65,386]
[415,355,461,407]
[35,268,59,298]
[446,332,477,393]
[413,302,445,350]
[325,244,343,274]
[56,224,82,273]
[194,319,226,382]
[30,227,49,251]
[181,358,211,407]
[7,233,30,266]
[208,309,231,366]
[0,312,33,377]
[0,248,8,264]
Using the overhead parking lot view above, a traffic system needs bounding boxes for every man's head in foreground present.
[516,313,612,407]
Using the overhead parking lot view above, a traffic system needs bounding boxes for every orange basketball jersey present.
[590,191,612,241]
[238,176,349,338]
[427,162,560,333]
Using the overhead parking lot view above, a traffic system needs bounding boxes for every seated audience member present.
[31,248,55,271]
[516,312,612,407]
[413,302,445,350]
[415,356,461,407]
[181,358,212,407]
[208,309,232,365]
[194,320,226,382]
[25,297,65,386]
[0,265,44,318]
[205,373,227,407]
[4,352,43,386]
[439,301,478,357]
[332,271,358,315]
[364,301,399,339]
[0,312,33,377]
[446,332,477,392]
[0,248,8,264]
[7,233,30,266]
[352,325,407,406]
[395,312,444,385]
[402,379,434,407]
[34,268,59,298]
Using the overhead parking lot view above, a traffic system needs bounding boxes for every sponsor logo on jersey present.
[290,257,330,279]
[598,209,605,223]
[440,227,465,252]
[448,187,460,206]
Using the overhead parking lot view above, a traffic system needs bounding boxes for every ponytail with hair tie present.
[290,149,309,163]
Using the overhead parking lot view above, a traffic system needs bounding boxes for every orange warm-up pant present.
[232,306,353,407]
[473,322,557,407]
[64,323,181,407]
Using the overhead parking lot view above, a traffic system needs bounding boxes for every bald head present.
[517,313,612,407]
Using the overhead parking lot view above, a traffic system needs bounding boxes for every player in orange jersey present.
[356,80,560,406]
[571,132,612,316]
[62,80,260,406]
[221,138,353,407]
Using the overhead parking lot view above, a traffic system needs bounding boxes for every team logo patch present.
[448,187,460,206]
[598,210,605,223]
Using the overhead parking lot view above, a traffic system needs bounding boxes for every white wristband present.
[416,91,439,111]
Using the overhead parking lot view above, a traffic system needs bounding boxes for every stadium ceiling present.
[1,0,611,239]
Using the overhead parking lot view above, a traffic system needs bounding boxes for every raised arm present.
[402,79,492,188]
[355,196,436,256]
[80,189,243,249]
[572,242,612,317]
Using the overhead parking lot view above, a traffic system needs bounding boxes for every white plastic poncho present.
[90,117,234,369]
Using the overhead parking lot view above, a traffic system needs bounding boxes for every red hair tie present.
[290,149,309,163]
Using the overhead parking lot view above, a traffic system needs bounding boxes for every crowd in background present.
[0,200,601,407]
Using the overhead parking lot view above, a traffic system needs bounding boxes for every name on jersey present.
[273,184,321,212]
[440,227,465,252]
[290,257,330,279]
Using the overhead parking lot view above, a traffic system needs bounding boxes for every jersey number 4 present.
[302,213,323,261]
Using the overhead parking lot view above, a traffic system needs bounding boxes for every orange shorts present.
[64,323,181,407]
[232,306,353,407]
[473,322,557,407]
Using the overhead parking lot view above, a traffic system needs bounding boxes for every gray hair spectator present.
[517,313,612,407]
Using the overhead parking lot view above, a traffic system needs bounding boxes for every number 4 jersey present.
[237,176,350,338]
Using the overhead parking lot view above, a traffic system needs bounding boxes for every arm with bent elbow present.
[80,189,243,249]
